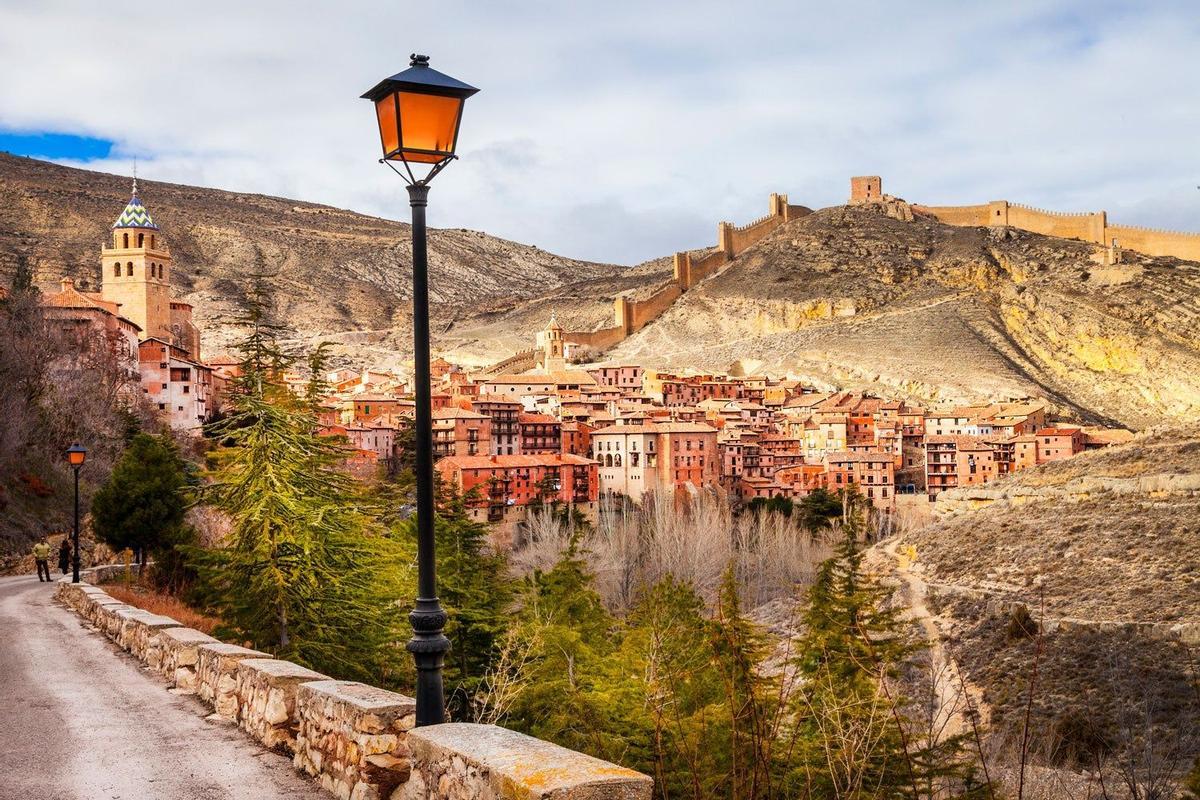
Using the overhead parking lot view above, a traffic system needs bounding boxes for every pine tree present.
[787,490,983,799]
[91,432,193,585]
[191,276,411,684]
[420,482,514,717]
[506,538,617,756]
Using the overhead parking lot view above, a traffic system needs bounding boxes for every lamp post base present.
[407,597,450,726]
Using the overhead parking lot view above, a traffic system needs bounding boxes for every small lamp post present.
[65,443,87,583]
[362,54,478,727]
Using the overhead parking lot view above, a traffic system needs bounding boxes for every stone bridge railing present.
[56,571,651,800]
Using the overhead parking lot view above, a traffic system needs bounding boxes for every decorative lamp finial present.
[410,53,430,67]
[132,158,138,197]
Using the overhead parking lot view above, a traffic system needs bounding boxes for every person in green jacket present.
[32,538,52,582]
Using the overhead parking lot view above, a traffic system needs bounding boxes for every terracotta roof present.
[42,279,133,321]
[518,413,558,424]
[1037,426,1083,437]
[826,450,893,464]
[438,453,597,469]
[432,407,488,420]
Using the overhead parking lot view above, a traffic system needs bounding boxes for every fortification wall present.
[729,214,784,254]
[54,571,651,800]
[1004,203,1105,244]
[630,281,681,330]
[913,204,992,227]
[565,325,625,350]
[914,188,1200,264]
[1106,224,1200,262]
[688,249,728,286]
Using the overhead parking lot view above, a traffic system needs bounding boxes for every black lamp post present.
[362,54,478,727]
[65,443,87,583]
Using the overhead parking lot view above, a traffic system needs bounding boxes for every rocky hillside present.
[0,153,617,359]
[886,426,1200,775]
[610,205,1200,429]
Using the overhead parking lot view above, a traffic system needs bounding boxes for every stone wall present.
[1106,223,1200,261]
[604,192,797,339]
[237,658,332,752]
[294,680,416,800]
[912,193,1200,264]
[54,569,652,800]
[399,723,651,800]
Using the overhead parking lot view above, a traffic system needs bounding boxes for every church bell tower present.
[100,178,173,343]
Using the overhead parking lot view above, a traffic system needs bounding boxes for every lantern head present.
[362,54,478,179]
[65,443,87,467]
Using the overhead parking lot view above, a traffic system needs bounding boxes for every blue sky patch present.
[0,130,114,161]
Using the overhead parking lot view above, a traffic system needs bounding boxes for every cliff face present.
[0,153,614,358]
[607,205,1200,428]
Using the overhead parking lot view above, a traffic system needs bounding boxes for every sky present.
[0,0,1197,265]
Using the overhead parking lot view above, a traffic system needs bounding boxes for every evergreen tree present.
[787,491,981,799]
[416,482,514,717]
[91,433,193,585]
[191,277,411,684]
[507,539,618,756]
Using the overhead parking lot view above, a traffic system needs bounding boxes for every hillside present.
[610,204,1200,429]
[0,153,619,360]
[886,426,1200,774]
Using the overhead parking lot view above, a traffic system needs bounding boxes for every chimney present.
[60,277,75,291]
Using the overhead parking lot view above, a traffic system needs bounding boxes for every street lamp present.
[65,443,87,583]
[362,54,478,727]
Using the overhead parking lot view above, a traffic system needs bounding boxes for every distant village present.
[40,182,1131,540]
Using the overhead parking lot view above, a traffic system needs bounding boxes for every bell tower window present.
[113,263,120,278]
[137,233,144,248]
[126,262,133,276]
[123,232,129,248]
[150,235,156,249]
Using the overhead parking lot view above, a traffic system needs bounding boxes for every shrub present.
[1004,603,1039,641]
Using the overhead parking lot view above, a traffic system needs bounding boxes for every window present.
[126,262,133,276]
[151,235,156,248]
[137,233,144,247]
[158,403,166,410]
[113,264,120,277]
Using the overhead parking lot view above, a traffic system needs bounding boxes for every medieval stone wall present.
[911,191,1200,263]
[55,570,652,800]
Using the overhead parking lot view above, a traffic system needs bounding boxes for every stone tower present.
[101,179,173,343]
[542,312,566,373]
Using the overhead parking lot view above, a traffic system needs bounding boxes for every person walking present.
[32,538,52,582]
[58,537,71,576]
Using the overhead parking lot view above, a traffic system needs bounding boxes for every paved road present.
[0,573,328,800]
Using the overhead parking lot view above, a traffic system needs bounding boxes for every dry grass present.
[102,582,222,636]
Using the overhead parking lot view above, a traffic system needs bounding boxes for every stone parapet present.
[294,680,416,800]
[116,609,181,660]
[236,658,330,753]
[399,723,653,800]
[53,567,653,800]
[157,627,219,690]
[196,642,273,719]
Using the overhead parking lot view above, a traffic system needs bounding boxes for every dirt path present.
[876,538,990,738]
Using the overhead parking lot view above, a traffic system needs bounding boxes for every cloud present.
[1,0,1197,264]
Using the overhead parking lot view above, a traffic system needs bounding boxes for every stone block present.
[196,642,272,720]
[294,681,415,799]
[235,658,329,753]
[400,723,652,800]
[157,627,219,690]
[95,603,139,640]
[116,610,181,660]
